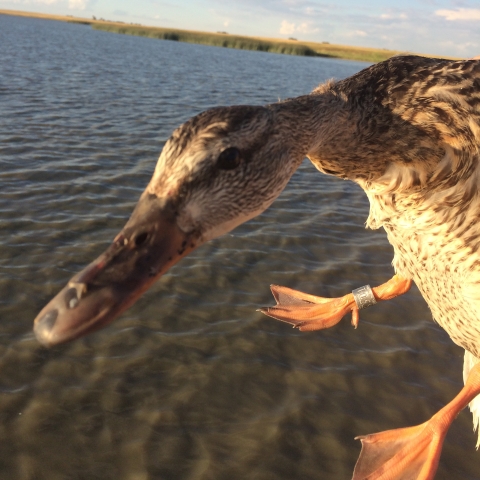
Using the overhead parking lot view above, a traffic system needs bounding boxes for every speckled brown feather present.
[301,56,480,361]
[139,54,480,450]
[289,55,480,443]
[33,55,480,456]
[36,54,479,444]
[150,55,480,359]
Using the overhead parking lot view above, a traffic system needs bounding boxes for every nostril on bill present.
[65,288,79,309]
[134,232,149,247]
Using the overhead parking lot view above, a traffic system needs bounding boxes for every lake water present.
[0,13,478,480]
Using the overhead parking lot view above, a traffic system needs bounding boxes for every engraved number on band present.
[352,285,377,309]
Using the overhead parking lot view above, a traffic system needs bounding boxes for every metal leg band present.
[352,285,377,309]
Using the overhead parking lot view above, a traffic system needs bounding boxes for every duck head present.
[33,104,305,346]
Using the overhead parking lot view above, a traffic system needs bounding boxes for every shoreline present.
[0,8,459,63]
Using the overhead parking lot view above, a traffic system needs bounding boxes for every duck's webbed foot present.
[259,274,411,332]
[352,362,480,480]
[259,284,359,331]
[353,423,444,480]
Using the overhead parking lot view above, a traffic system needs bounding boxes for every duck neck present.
[270,92,363,180]
[273,90,425,185]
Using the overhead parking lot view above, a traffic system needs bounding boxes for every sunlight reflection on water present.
[0,14,476,480]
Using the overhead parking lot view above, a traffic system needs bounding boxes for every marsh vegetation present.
[1,8,456,63]
[92,23,402,62]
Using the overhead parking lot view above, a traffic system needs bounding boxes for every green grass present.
[304,43,401,63]
[2,8,457,63]
[92,24,409,62]
[92,24,321,57]
[67,19,91,25]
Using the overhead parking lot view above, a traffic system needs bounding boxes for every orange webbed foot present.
[353,422,445,480]
[259,284,359,331]
[353,361,480,480]
[259,275,412,332]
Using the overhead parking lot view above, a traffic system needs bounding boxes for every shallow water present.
[0,14,478,480]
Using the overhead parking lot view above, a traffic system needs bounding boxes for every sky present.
[2,0,480,58]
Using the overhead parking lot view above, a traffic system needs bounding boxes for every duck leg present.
[259,274,411,331]
[352,361,480,480]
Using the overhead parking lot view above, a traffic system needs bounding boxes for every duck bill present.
[33,192,199,347]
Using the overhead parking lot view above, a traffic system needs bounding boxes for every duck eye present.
[217,147,241,170]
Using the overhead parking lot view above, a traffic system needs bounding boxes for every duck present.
[33,54,480,479]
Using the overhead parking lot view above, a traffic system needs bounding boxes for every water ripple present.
[0,14,475,480]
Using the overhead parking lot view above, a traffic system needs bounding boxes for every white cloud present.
[435,8,480,21]
[346,30,367,37]
[341,29,369,40]
[16,0,62,5]
[280,20,295,35]
[380,12,408,20]
[40,0,60,4]
[223,19,230,27]
[438,40,478,52]
[279,19,318,35]
[69,0,87,9]
[296,21,319,34]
